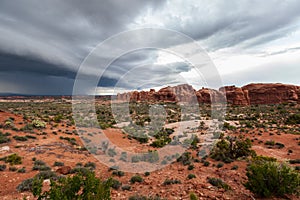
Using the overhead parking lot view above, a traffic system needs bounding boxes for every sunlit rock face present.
[242,83,300,105]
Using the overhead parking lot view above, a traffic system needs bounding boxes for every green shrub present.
[31,120,46,128]
[144,171,150,176]
[17,178,34,192]
[207,177,231,190]
[150,128,173,147]
[286,114,300,124]
[245,160,300,197]
[223,122,237,130]
[4,153,22,165]
[35,171,57,180]
[107,148,117,157]
[265,140,275,146]
[188,164,194,170]
[17,167,26,173]
[210,136,255,162]
[0,164,6,171]
[203,161,210,167]
[163,178,181,185]
[59,136,77,145]
[122,185,131,191]
[13,135,28,141]
[130,175,143,184]
[189,192,199,200]
[252,155,277,162]
[84,162,96,170]
[25,135,37,139]
[190,136,200,149]
[32,160,51,171]
[53,161,64,167]
[177,152,192,166]
[231,165,238,170]
[289,159,300,164]
[31,171,112,199]
[216,162,224,168]
[110,178,121,190]
[0,132,10,144]
[187,174,196,179]
[70,167,92,176]
[275,142,285,149]
[128,195,147,200]
[112,170,124,177]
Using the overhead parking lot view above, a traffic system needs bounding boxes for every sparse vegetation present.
[0,131,10,144]
[187,174,196,179]
[163,178,181,185]
[31,171,112,199]
[246,160,300,197]
[53,161,64,167]
[286,114,300,125]
[130,175,143,184]
[210,135,255,162]
[0,96,299,199]
[1,153,22,165]
[189,192,199,200]
[32,160,51,171]
[207,177,231,190]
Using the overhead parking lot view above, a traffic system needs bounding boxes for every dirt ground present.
[0,110,299,200]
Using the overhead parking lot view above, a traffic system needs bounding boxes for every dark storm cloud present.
[0,0,165,66]
[0,0,166,94]
[0,71,75,95]
[1,0,300,94]
[99,49,192,90]
[0,52,76,78]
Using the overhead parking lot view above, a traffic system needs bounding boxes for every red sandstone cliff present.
[242,83,300,105]
[116,83,300,105]
[219,86,250,105]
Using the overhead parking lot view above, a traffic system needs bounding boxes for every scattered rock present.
[0,146,10,153]
[56,166,71,175]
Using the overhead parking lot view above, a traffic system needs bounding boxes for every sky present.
[0,0,300,95]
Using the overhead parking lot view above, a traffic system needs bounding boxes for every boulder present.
[56,166,71,175]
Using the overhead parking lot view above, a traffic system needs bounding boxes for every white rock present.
[0,146,10,153]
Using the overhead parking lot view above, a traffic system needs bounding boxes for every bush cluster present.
[1,153,22,165]
[163,178,181,185]
[130,175,143,184]
[207,177,231,190]
[32,171,111,199]
[0,131,10,144]
[32,160,51,171]
[246,159,300,197]
[210,136,255,163]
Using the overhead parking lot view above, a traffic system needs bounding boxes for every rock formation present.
[116,83,300,105]
[56,166,71,175]
[219,86,250,105]
[242,83,300,105]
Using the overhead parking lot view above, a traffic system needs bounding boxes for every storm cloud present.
[0,0,300,94]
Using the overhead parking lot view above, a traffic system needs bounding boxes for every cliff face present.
[241,83,300,105]
[116,83,300,105]
[219,86,250,105]
[116,84,197,103]
[196,88,226,104]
